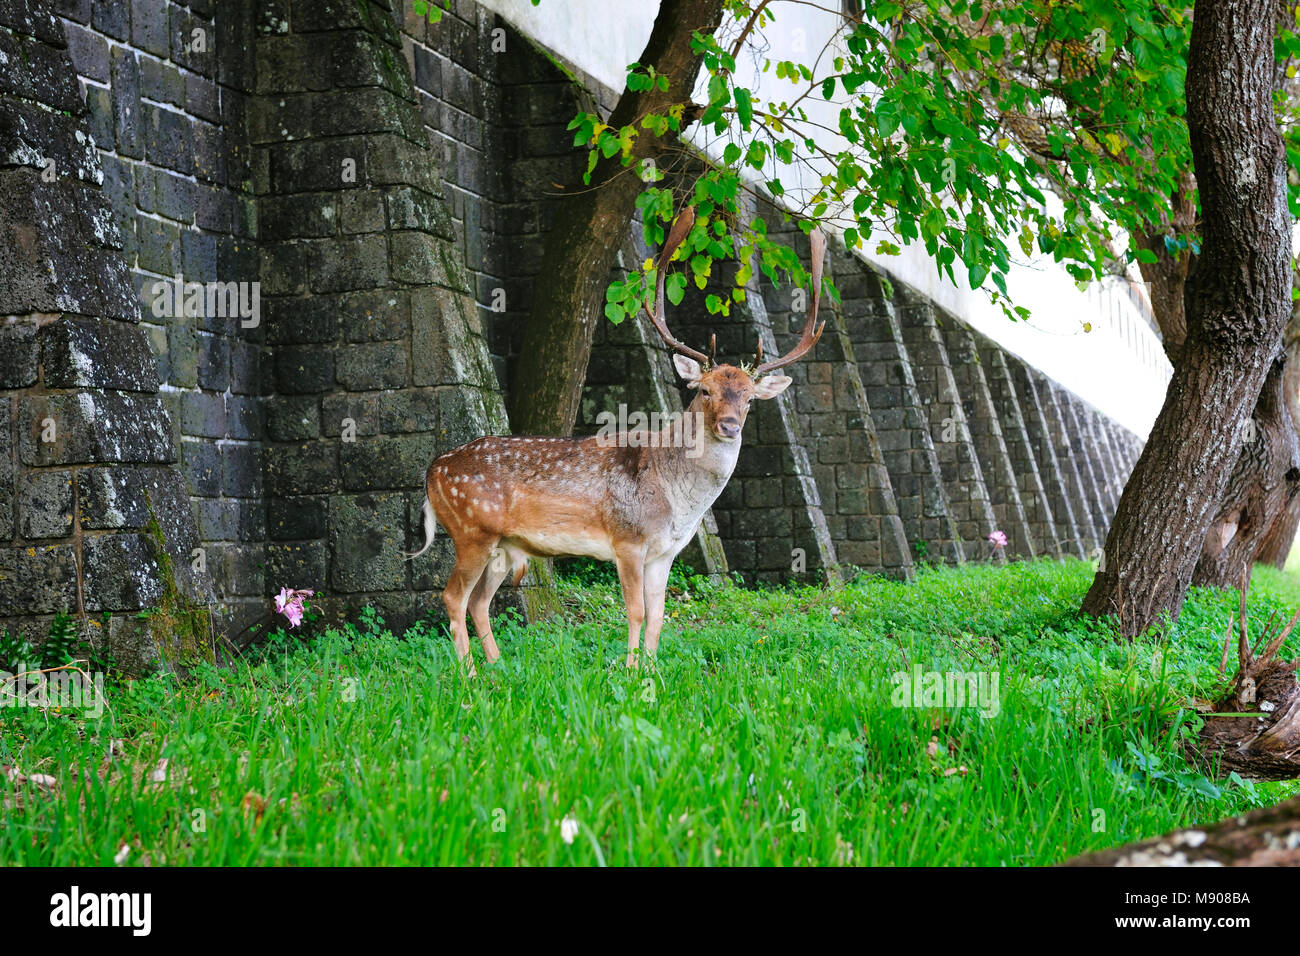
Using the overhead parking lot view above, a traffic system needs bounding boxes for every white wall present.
[480,0,1173,437]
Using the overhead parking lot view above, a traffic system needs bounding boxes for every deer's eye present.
[700,389,711,397]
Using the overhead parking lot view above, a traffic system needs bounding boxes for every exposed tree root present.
[1189,569,1300,781]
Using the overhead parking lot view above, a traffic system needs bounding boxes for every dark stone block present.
[139,54,184,106]
[258,244,310,296]
[329,492,405,591]
[195,184,233,232]
[40,316,161,391]
[107,46,143,158]
[130,0,170,57]
[192,121,227,185]
[93,0,130,40]
[310,235,388,293]
[196,497,237,541]
[341,288,408,342]
[378,390,438,433]
[65,22,110,81]
[339,434,436,491]
[266,542,328,593]
[260,193,339,241]
[165,317,198,387]
[159,172,198,224]
[274,347,335,393]
[321,394,379,437]
[0,322,38,387]
[186,74,220,123]
[180,390,226,438]
[265,395,320,441]
[57,0,93,24]
[20,393,176,466]
[268,496,328,541]
[223,443,262,497]
[0,544,79,614]
[83,533,163,611]
[78,466,152,530]
[340,189,386,234]
[0,400,10,538]
[385,184,453,239]
[227,395,262,440]
[264,441,339,496]
[14,31,82,112]
[136,213,182,275]
[335,342,408,390]
[143,103,195,175]
[84,82,114,150]
[268,136,368,193]
[196,332,229,390]
[265,295,339,345]
[18,470,74,539]
[181,439,222,496]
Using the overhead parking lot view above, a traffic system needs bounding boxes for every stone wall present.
[1,0,1148,666]
[0,0,209,670]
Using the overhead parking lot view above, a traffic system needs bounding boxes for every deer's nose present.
[716,418,741,440]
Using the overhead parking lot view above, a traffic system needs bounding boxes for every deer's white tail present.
[403,498,437,560]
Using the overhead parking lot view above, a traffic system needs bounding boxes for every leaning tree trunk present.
[1080,0,1292,636]
[507,0,724,436]
[1251,296,1300,568]
[1192,355,1300,586]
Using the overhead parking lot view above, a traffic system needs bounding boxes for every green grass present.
[3,559,1299,866]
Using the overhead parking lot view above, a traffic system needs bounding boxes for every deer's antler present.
[753,227,827,375]
[644,207,710,366]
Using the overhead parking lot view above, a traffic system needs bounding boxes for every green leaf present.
[735,87,753,129]
[666,273,687,306]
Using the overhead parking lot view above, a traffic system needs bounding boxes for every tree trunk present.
[1248,298,1300,568]
[1192,355,1300,586]
[507,0,724,436]
[1063,794,1300,865]
[1080,0,1291,636]
[1133,171,1197,364]
[1256,492,1300,568]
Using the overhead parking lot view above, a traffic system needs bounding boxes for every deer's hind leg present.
[443,533,499,677]
[467,544,525,664]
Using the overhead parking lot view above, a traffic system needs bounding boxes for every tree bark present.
[1080,0,1292,635]
[1241,295,1300,568]
[1063,794,1300,865]
[507,0,724,436]
[1193,269,1300,583]
[1133,171,1197,364]
[1192,355,1300,586]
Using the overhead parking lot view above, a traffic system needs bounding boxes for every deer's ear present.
[752,374,792,399]
[673,354,703,386]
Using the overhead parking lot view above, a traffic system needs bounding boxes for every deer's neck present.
[644,410,740,515]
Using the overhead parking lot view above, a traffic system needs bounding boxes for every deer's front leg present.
[614,547,647,669]
[641,557,673,666]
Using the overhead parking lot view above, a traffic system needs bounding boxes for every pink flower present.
[274,587,315,628]
[988,530,1008,549]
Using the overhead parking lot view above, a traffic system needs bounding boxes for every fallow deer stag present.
[406,208,826,672]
